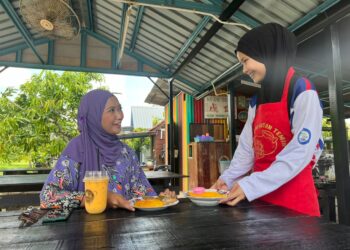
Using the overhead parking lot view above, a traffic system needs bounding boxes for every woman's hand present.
[159,188,176,198]
[107,192,135,211]
[80,196,85,207]
[210,178,228,191]
[219,183,246,206]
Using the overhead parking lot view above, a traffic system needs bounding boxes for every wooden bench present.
[0,174,48,209]
[0,168,52,175]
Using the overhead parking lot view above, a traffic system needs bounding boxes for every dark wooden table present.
[1,199,350,249]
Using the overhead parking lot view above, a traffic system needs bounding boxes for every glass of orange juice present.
[83,171,109,214]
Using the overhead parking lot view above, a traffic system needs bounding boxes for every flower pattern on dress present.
[102,145,156,199]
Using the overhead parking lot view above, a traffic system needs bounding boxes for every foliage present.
[0,70,104,166]
[152,117,162,126]
[0,162,29,170]
[322,118,332,140]
[322,118,350,140]
[123,128,150,159]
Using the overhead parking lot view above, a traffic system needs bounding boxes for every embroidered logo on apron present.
[253,122,287,159]
[254,129,278,159]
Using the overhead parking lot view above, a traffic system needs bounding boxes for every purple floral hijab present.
[62,89,123,190]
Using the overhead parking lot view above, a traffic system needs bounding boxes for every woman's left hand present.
[219,183,246,206]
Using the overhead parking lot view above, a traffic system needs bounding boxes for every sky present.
[0,67,160,126]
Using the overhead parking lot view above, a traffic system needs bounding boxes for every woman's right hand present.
[210,178,228,191]
[107,192,135,211]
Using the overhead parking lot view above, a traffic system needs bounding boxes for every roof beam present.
[115,0,223,15]
[0,0,45,64]
[117,3,128,67]
[129,6,145,52]
[88,29,164,72]
[198,0,345,96]
[171,0,246,77]
[48,40,54,65]
[83,29,201,91]
[0,66,8,73]
[16,49,22,63]
[0,38,50,57]
[86,0,94,31]
[205,0,261,28]
[80,30,87,67]
[203,0,219,5]
[168,16,211,71]
[148,77,169,99]
[233,10,261,28]
[288,0,341,32]
[0,60,168,78]
[295,0,350,43]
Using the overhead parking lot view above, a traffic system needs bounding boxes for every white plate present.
[164,199,179,207]
[188,197,221,206]
[187,189,225,206]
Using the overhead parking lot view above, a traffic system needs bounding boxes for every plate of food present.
[133,195,179,211]
[187,188,228,206]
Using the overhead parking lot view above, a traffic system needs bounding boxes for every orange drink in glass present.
[83,171,109,214]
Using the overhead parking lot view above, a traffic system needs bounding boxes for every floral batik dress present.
[40,144,156,209]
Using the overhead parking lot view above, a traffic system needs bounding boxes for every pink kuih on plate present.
[192,187,205,194]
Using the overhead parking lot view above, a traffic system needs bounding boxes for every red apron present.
[252,67,320,216]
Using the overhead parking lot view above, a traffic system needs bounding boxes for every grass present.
[0,162,30,170]
[0,162,30,176]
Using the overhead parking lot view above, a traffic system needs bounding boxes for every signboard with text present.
[204,96,228,119]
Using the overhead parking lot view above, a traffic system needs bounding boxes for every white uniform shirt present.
[220,78,324,201]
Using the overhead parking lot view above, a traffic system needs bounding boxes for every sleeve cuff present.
[238,178,257,202]
[220,175,234,189]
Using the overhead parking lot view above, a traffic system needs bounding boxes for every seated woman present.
[40,89,172,211]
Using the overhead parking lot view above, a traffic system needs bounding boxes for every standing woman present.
[212,23,323,216]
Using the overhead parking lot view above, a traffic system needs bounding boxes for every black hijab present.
[235,23,297,104]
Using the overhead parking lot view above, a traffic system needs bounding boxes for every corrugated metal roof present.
[130,106,164,129]
[144,78,181,106]
[0,0,349,102]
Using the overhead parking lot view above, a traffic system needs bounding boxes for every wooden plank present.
[1,168,52,175]
[188,142,198,189]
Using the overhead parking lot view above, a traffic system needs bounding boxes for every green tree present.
[322,118,332,140]
[152,117,162,126]
[0,70,104,166]
[124,128,150,161]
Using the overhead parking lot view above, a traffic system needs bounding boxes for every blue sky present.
[0,67,160,126]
